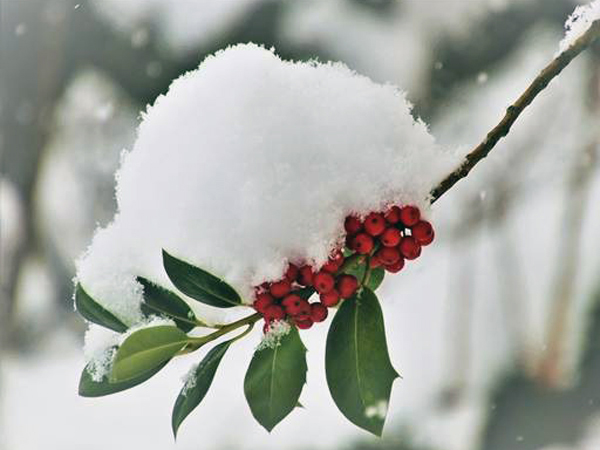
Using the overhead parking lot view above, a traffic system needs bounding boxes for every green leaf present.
[111,326,188,383]
[137,276,198,332]
[325,288,399,436]
[79,353,168,397]
[172,340,232,438]
[162,250,241,308]
[366,267,385,291]
[75,284,128,333]
[244,327,307,431]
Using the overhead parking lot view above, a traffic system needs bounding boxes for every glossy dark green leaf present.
[111,326,188,383]
[172,340,232,438]
[326,288,399,436]
[366,267,385,291]
[74,284,128,333]
[244,327,307,431]
[79,352,168,397]
[137,276,198,332]
[162,250,241,308]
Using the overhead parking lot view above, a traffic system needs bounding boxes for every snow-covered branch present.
[430,19,600,204]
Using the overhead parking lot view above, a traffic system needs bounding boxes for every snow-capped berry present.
[320,289,341,307]
[337,274,359,298]
[282,294,311,317]
[412,220,435,245]
[344,216,362,235]
[380,227,401,247]
[264,304,286,321]
[375,247,400,266]
[399,236,422,260]
[297,265,314,286]
[310,303,328,323]
[400,205,420,226]
[295,317,314,329]
[351,233,374,254]
[253,293,274,313]
[285,263,299,282]
[322,252,344,273]
[364,212,386,236]
[385,257,405,273]
[369,256,383,268]
[314,271,336,294]
[269,280,292,298]
[384,205,401,224]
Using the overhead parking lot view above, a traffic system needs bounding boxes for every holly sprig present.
[76,248,397,438]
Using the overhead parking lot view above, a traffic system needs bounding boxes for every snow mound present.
[559,0,600,53]
[76,43,458,325]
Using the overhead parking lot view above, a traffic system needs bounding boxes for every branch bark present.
[430,19,600,204]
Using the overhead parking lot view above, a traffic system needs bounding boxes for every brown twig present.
[430,20,600,204]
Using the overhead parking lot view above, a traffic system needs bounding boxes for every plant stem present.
[186,312,262,349]
[429,19,600,204]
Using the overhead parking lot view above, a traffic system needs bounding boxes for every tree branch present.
[430,19,600,204]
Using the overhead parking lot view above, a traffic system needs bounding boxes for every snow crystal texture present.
[559,0,600,53]
[76,43,458,324]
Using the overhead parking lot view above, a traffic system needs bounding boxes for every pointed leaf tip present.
[172,340,233,438]
[162,250,242,308]
[75,284,128,333]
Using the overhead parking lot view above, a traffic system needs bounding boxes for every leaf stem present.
[187,313,262,350]
[429,19,600,204]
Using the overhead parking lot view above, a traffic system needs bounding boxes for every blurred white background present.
[1,1,600,450]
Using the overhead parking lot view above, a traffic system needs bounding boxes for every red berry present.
[384,206,401,224]
[295,317,313,329]
[385,257,405,273]
[285,263,299,282]
[369,256,383,268]
[253,293,274,314]
[270,280,291,298]
[375,247,400,266]
[337,274,359,299]
[297,265,314,286]
[322,252,344,273]
[282,294,311,317]
[364,212,386,236]
[320,289,341,307]
[310,303,328,323]
[400,205,420,226]
[314,271,335,294]
[264,304,286,321]
[344,216,363,235]
[351,233,374,254]
[380,227,401,247]
[399,236,421,260]
[412,220,434,245]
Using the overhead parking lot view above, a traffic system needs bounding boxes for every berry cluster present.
[253,205,434,332]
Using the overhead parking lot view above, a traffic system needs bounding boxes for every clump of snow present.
[82,317,175,381]
[180,362,199,397]
[256,320,292,351]
[83,325,120,381]
[76,43,458,324]
[365,400,388,420]
[559,0,600,54]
